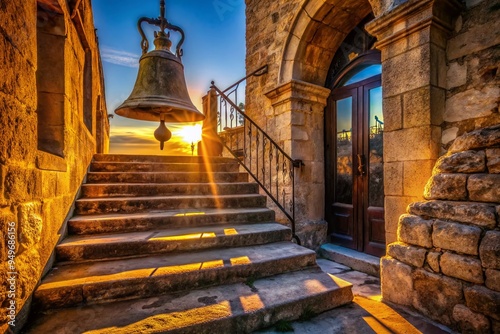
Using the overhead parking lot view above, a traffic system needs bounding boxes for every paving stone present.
[434,150,486,173]
[398,214,433,248]
[480,231,500,269]
[432,220,482,255]
[387,242,427,268]
[440,252,484,284]
[465,285,500,321]
[409,200,497,229]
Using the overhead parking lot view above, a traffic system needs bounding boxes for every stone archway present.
[279,0,386,86]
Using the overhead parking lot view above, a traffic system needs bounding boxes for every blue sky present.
[92,0,246,154]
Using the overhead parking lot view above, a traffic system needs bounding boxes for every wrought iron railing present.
[211,68,303,244]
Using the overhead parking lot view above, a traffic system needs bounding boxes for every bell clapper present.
[154,113,172,150]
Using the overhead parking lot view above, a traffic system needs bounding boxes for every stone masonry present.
[381,124,500,333]
[0,0,109,331]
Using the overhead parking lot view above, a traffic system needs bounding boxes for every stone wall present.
[443,0,500,150]
[381,125,500,333]
[0,0,109,331]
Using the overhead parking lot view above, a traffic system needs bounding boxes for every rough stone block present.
[447,62,467,89]
[426,251,441,273]
[381,257,413,306]
[486,148,500,173]
[468,174,500,203]
[465,285,500,321]
[442,127,459,146]
[397,214,433,248]
[434,150,486,174]
[486,269,500,292]
[387,242,426,267]
[412,269,463,326]
[452,304,491,334]
[383,44,430,97]
[447,19,500,60]
[449,124,500,154]
[432,220,482,255]
[424,173,468,201]
[480,231,500,269]
[384,126,441,162]
[296,220,327,251]
[445,86,499,122]
[440,252,484,284]
[409,200,497,229]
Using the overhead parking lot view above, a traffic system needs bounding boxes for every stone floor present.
[256,258,456,334]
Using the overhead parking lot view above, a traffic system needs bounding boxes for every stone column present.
[265,80,331,249]
[198,87,223,156]
[366,0,462,243]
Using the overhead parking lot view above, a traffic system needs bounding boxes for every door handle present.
[357,154,366,176]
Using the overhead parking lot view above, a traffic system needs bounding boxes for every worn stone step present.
[93,154,237,164]
[75,194,267,215]
[57,223,292,262]
[86,171,249,184]
[68,208,276,235]
[81,182,259,198]
[90,161,240,173]
[27,267,353,334]
[34,242,317,310]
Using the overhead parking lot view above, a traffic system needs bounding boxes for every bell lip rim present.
[114,103,205,122]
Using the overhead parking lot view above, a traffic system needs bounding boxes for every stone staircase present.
[26,154,353,333]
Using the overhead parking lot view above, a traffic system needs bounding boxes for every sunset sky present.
[92,0,246,155]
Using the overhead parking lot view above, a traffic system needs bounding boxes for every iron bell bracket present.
[137,0,185,59]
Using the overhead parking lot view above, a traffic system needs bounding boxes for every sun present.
[177,124,203,144]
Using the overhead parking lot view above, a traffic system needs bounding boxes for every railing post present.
[198,87,223,156]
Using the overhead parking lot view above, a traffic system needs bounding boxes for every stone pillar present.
[198,87,223,156]
[366,0,462,243]
[265,80,331,249]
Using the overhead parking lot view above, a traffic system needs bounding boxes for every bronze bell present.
[115,0,205,149]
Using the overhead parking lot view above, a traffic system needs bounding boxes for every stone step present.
[319,244,381,277]
[86,171,249,184]
[68,208,276,235]
[57,223,292,262]
[93,154,237,164]
[80,182,259,198]
[34,242,317,310]
[27,267,353,334]
[75,194,267,215]
[90,161,240,173]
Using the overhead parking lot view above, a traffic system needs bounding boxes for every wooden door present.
[325,73,385,257]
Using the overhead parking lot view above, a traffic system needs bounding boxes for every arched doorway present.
[325,47,385,257]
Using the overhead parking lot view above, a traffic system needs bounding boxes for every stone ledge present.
[319,244,380,277]
[36,151,67,172]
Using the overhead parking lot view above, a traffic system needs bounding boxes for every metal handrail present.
[211,82,303,245]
